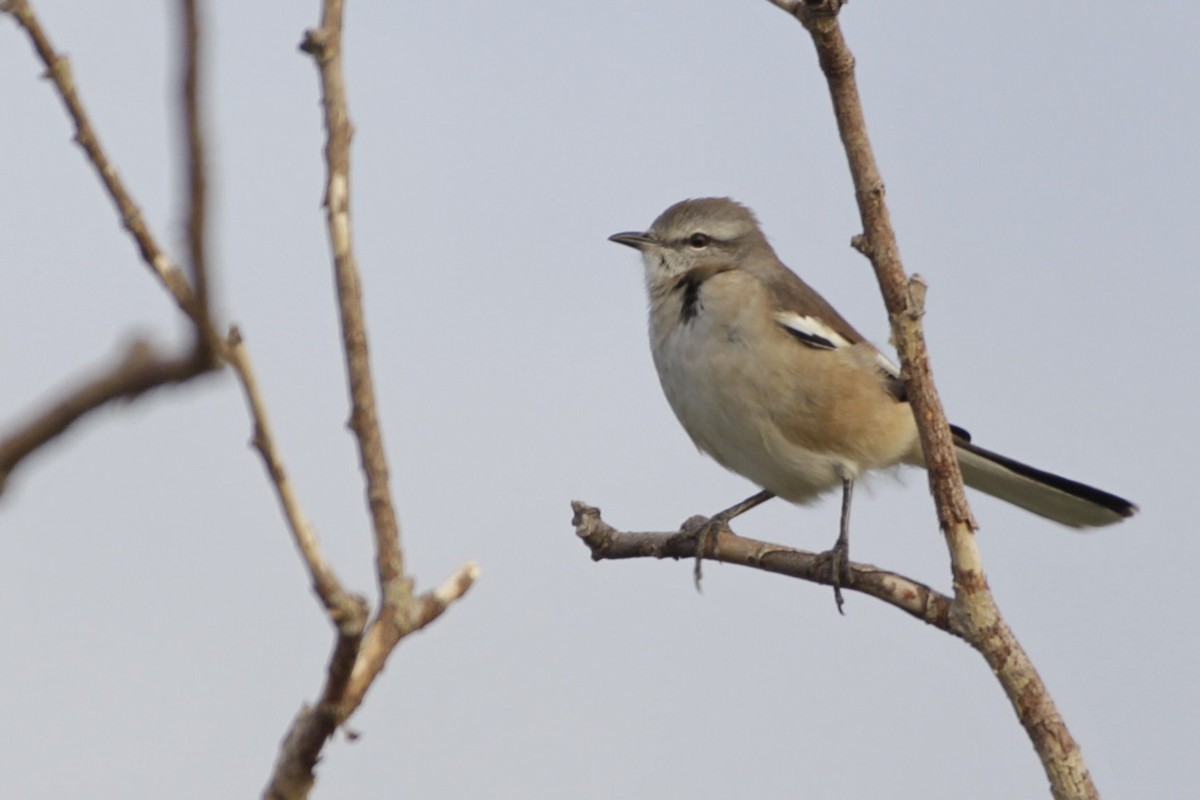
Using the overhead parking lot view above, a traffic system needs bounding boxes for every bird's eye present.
[687,233,711,249]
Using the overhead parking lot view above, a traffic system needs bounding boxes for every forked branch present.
[0,0,218,493]
[264,4,478,797]
[4,5,477,798]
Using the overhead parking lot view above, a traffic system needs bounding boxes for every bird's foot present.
[814,538,852,615]
[673,513,733,592]
[674,491,774,592]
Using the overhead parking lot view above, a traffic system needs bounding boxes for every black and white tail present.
[954,440,1137,528]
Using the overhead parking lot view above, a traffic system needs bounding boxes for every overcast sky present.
[2,2,1196,798]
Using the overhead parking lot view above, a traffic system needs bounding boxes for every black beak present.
[608,231,655,251]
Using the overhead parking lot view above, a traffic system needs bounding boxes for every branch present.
[299,0,407,609]
[264,561,478,800]
[179,0,220,365]
[789,2,974,536]
[573,502,952,630]
[264,606,368,800]
[775,2,1097,798]
[0,341,211,494]
[6,6,474,795]
[225,328,365,622]
[0,0,222,495]
[4,0,199,319]
[344,562,480,706]
[262,5,480,797]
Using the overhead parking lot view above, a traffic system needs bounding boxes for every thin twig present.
[572,502,952,629]
[4,0,198,318]
[776,3,1097,798]
[178,0,220,365]
[225,327,366,623]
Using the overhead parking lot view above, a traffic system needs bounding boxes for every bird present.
[609,197,1137,610]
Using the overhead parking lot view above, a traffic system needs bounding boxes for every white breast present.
[648,270,854,503]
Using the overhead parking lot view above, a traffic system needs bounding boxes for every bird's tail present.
[951,439,1137,528]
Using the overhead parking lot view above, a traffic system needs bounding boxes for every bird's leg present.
[691,489,775,589]
[818,476,854,614]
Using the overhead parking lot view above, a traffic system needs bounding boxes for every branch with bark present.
[576,3,1098,799]
[0,341,213,493]
[3,2,477,797]
[573,501,953,629]
[264,4,479,798]
[786,5,1096,798]
[0,0,218,492]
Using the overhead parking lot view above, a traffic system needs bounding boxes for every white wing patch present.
[774,311,853,350]
[875,351,900,377]
[776,310,902,378]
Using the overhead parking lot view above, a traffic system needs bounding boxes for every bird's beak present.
[608,231,655,251]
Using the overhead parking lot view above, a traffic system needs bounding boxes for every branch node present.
[850,233,872,257]
[770,0,847,26]
[572,500,616,560]
[905,274,927,320]
[331,593,370,637]
[299,28,331,58]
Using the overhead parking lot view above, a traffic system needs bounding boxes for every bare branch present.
[572,502,951,630]
[181,0,207,308]
[225,327,365,622]
[7,5,476,795]
[774,3,1097,797]
[178,0,220,365]
[0,2,223,496]
[262,5,479,796]
[419,559,480,625]
[0,341,211,494]
[264,562,477,800]
[345,562,480,705]
[265,608,369,800]
[299,0,408,609]
[4,0,198,319]
[765,0,845,16]
[794,6,974,538]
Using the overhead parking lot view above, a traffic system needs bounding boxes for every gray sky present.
[2,2,1196,797]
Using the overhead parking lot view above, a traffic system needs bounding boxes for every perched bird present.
[609,197,1136,609]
